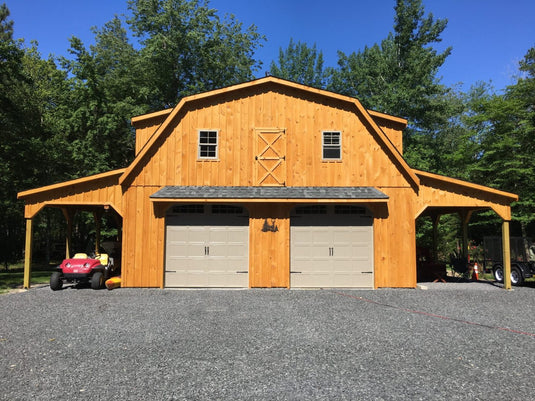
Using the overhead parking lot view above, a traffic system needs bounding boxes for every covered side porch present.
[17,169,125,288]
[414,170,519,289]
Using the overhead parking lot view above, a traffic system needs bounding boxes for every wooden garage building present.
[18,77,518,289]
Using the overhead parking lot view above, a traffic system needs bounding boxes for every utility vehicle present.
[50,252,117,290]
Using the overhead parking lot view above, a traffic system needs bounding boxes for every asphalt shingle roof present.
[150,186,388,200]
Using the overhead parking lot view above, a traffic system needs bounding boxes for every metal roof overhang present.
[150,186,389,203]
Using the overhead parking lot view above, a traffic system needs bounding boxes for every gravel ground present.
[1,283,534,400]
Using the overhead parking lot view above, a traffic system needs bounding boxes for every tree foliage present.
[56,18,147,177]
[128,0,264,108]
[0,6,64,266]
[330,0,455,170]
[269,38,327,88]
[469,47,535,234]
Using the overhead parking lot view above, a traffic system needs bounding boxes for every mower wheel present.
[50,272,63,291]
[91,272,104,290]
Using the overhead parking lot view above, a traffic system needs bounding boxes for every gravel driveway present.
[1,283,534,400]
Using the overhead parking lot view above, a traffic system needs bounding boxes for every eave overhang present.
[150,186,389,203]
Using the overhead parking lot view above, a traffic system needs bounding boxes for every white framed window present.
[322,131,341,160]
[198,130,218,159]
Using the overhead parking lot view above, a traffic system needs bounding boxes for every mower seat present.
[73,253,88,259]
[97,253,109,266]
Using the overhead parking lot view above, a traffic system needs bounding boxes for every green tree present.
[330,0,454,171]
[127,0,265,109]
[0,5,63,267]
[269,38,328,88]
[0,4,25,267]
[58,17,148,177]
[469,47,535,238]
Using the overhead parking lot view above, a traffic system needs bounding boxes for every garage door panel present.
[165,207,249,287]
[292,272,332,287]
[187,228,208,243]
[291,208,374,288]
[292,246,329,260]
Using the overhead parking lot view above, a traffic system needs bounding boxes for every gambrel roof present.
[118,76,420,188]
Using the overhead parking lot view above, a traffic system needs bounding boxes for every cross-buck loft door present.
[255,128,286,186]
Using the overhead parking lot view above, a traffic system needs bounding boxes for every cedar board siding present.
[371,187,417,288]
[415,173,513,221]
[134,113,168,156]
[21,172,124,219]
[129,87,410,188]
[122,185,166,288]
[121,86,417,288]
[248,203,291,288]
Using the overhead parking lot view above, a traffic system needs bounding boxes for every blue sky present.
[6,0,535,93]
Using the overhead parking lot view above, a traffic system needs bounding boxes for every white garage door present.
[291,205,374,288]
[165,205,249,287]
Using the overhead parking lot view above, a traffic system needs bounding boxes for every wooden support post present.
[62,208,75,259]
[502,221,512,290]
[23,218,33,289]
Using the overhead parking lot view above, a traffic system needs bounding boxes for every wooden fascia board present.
[414,169,519,202]
[131,108,173,126]
[150,197,389,204]
[119,98,188,186]
[32,201,123,218]
[17,169,126,199]
[366,110,408,128]
[348,99,419,189]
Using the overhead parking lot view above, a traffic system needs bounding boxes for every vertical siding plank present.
[134,185,144,287]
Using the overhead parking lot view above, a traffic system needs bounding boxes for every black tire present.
[91,272,104,290]
[493,266,504,283]
[50,272,63,291]
[511,267,524,286]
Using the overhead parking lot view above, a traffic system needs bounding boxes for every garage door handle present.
[204,246,209,256]
[329,247,334,256]
[236,271,248,274]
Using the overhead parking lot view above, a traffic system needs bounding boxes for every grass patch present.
[0,263,57,294]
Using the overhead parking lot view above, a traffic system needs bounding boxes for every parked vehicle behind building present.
[483,236,535,285]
